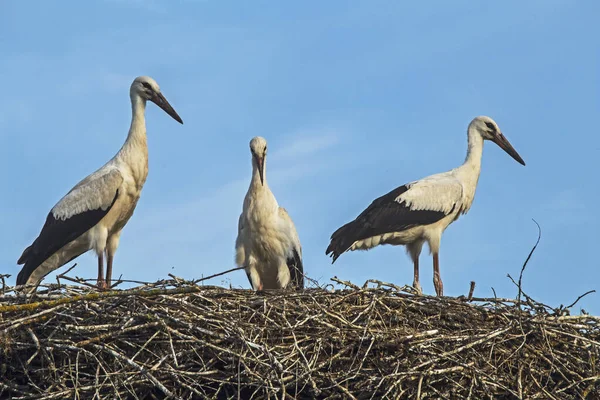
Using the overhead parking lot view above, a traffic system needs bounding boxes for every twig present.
[468,281,476,301]
[516,219,542,307]
[192,266,247,284]
[565,290,596,310]
[56,264,78,287]
[330,276,361,290]
[0,274,10,294]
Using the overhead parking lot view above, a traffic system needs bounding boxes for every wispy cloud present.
[131,124,344,241]
[270,127,340,162]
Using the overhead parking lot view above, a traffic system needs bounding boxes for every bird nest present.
[0,274,598,400]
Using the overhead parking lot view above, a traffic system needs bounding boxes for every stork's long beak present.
[253,154,265,186]
[492,133,526,166]
[151,92,183,124]
[257,157,265,186]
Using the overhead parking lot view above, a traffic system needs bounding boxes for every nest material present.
[0,278,599,400]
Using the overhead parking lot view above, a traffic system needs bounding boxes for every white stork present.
[16,76,183,290]
[326,116,525,296]
[235,136,304,290]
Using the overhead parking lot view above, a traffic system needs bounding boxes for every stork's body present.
[17,76,183,290]
[235,137,304,290]
[326,116,525,296]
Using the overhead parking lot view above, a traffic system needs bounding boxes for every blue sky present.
[1,1,598,314]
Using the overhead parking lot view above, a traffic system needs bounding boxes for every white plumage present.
[17,76,183,290]
[399,176,464,214]
[326,116,525,296]
[51,168,124,220]
[235,136,304,290]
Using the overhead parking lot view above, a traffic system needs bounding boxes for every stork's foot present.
[412,280,423,295]
[253,282,264,294]
[96,279,108,291]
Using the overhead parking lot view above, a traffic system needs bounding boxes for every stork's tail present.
[289,248,304,289]
[16,244,40,286]
[17,245,32,265]
[325,221,359,263]
[17,245,39,286]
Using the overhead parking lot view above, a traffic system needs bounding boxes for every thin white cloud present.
[128,124,345,242]
[270,128,340,162]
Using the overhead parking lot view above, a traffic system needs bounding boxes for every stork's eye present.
[485,122,496,131]
[142,82,152,90]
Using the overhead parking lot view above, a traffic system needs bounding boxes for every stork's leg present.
[106,254,114,288]
[105,233,121,288]
[413,258,422,295]
[96,253,106,289]
[406,241,424,295]
[433,252,443,296]
[92,228,109,290]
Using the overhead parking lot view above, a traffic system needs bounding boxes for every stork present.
[235,136,304,290]
[16,76,183,290]
[325,116,525,296]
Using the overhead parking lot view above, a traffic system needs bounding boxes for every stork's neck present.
[462,125,484,171]
[124,95,148,151]
[454,125,484,211]
[116,94,149,186]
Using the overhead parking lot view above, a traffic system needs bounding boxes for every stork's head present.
[131,76,183,124]
[471,116,525,166]
[250,136,268,185]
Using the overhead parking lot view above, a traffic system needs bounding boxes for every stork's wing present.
[16,168,123,285]
[395,175,463,215]
[326,175,463,262]
[279,207,304,289]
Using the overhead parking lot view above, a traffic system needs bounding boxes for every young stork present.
[325,116,525,296]
[235,136,304,290]
[16,76,183,290]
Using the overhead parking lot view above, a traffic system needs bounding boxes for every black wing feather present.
[287,247,304,289]
[16,191,119,285]
[325,185,451,263]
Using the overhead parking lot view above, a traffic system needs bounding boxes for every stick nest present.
[0,278,598,399]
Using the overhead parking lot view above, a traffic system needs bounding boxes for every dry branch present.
[0,278,598,399]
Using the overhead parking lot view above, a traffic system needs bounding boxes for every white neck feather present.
[463,124,484,168]
[115,93,149,186]
[454,124,485,212]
